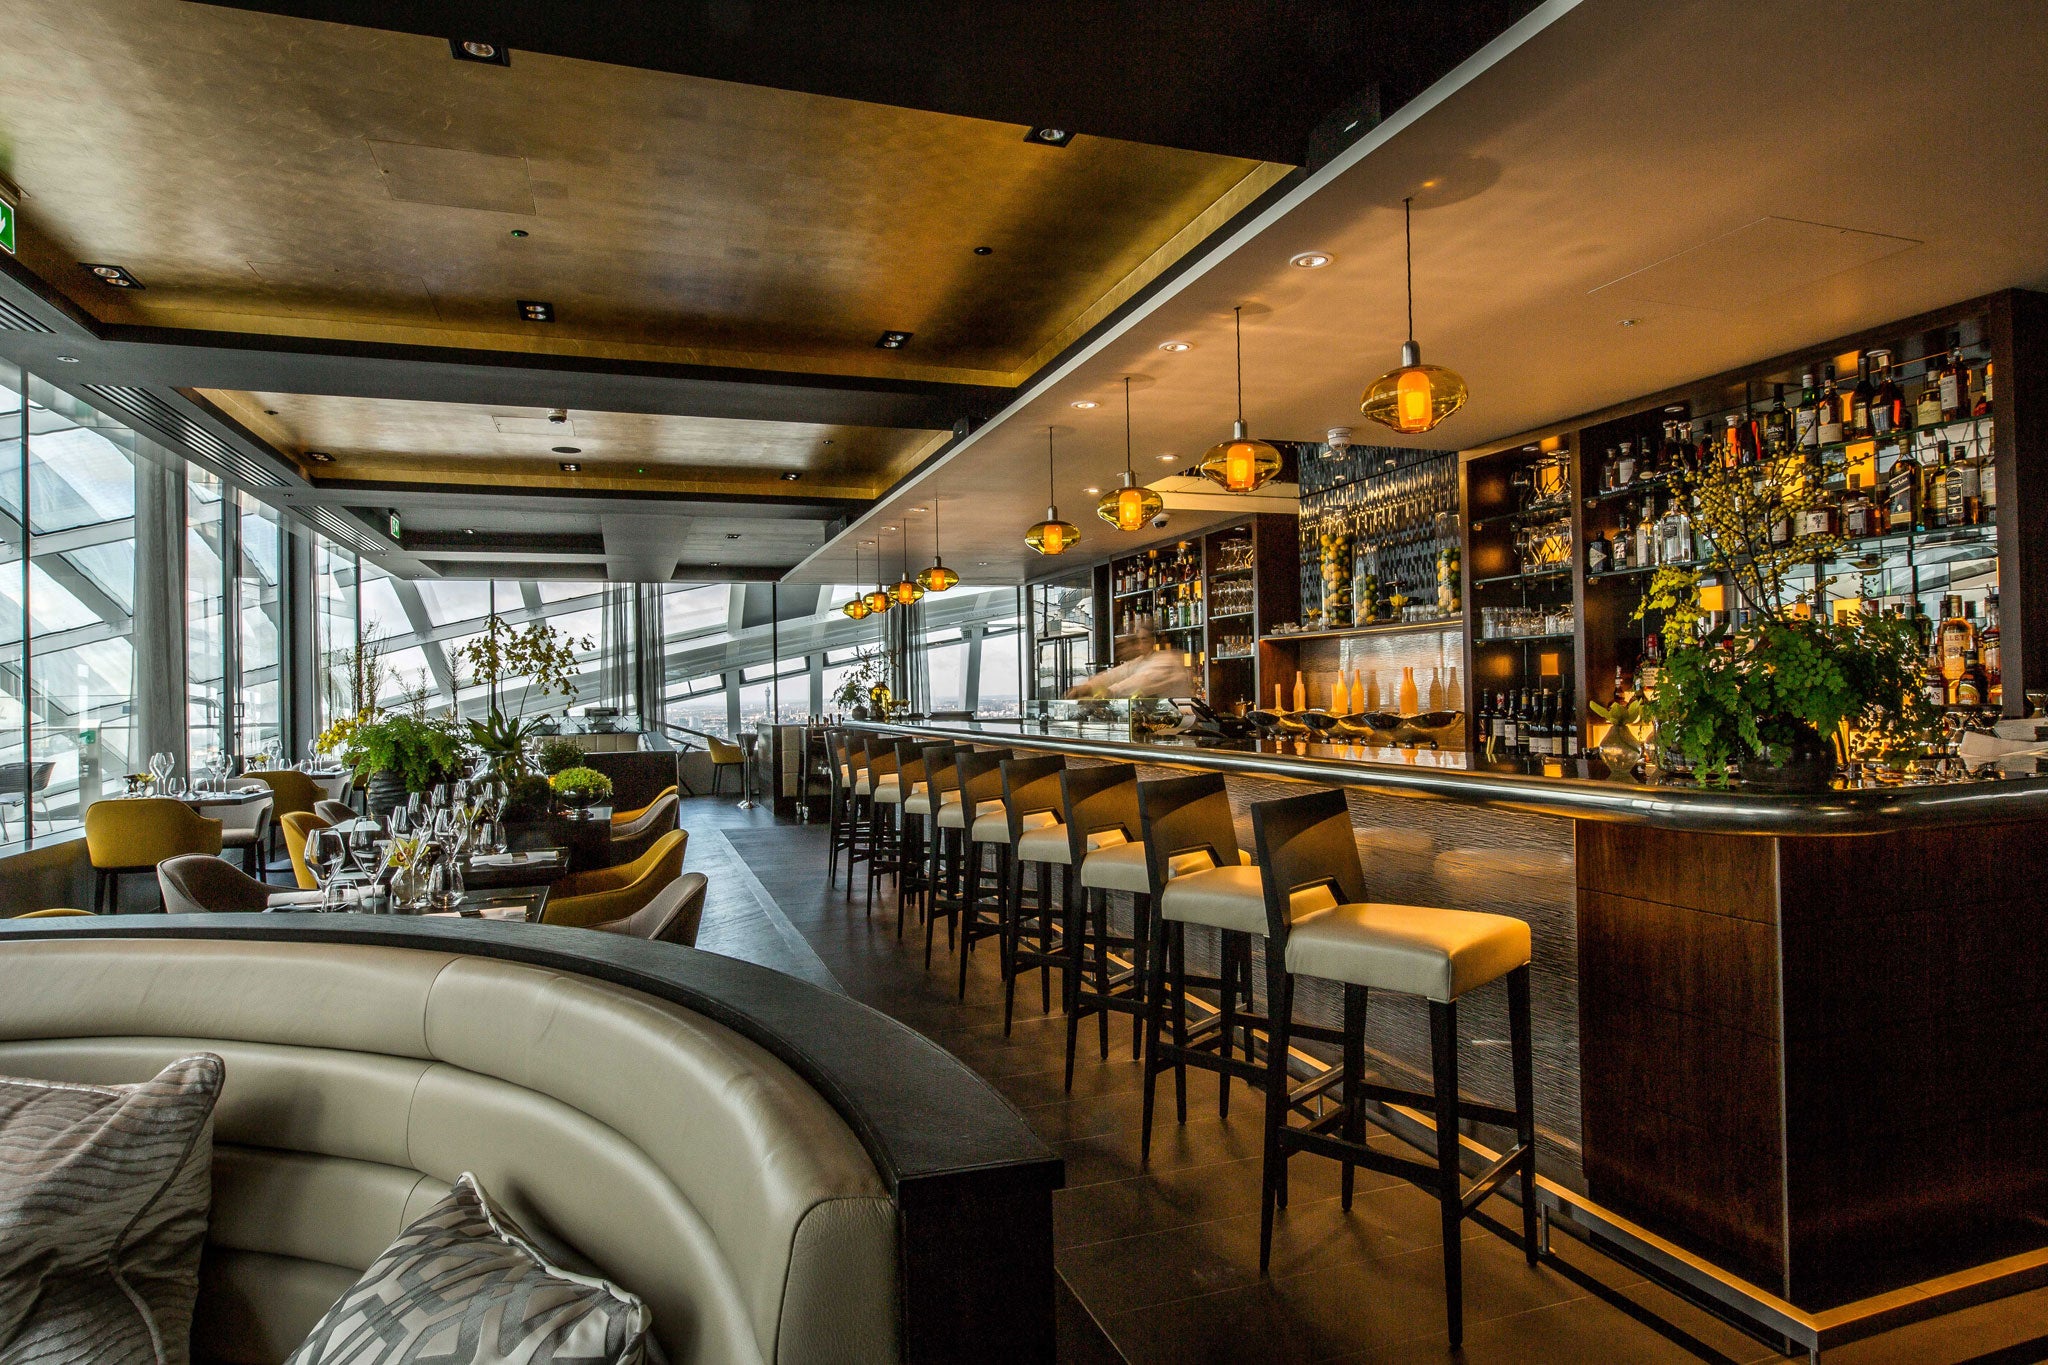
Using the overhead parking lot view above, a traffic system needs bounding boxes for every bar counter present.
[851,717,2048,1316]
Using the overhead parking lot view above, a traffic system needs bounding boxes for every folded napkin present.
[266,890,325,908]
[424,905,528,921]
[469,850,558,867]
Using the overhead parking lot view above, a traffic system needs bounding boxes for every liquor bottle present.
[1955,647,1985,707]
[1587,523,1611,574]
[1565,694,1580,758]
[1600,448,1619,494]
[1765,383,1791,454]
[1939,596,1975,696]
[1939,338,1969,421]
[1499,691,1519,750]
[1477,690,1493,739]
[1661,496,1692,565]
[1884,453,1919,532]
[1849,356,1876,439]
[1616,441,1637,488]
[1634,499,1655,567]
[1914,381,1943,429]
[1613,665,1631,707]
[1517,690,1534,756]
[1817,366,1846,444]
[1609,512,1631,571]
[1768,491,1794,546]
[1292,670,1307,712]
[1795,371,1821,448]
[1925,444,1952,529]
[1532,691,1552,757]
[1975,360,1994,417]
[1982,592,2002,707]
[1638,635,1663,699]
[1957,442,1983,525]
[1981,442,1997,520]
[1871,351,1903,436]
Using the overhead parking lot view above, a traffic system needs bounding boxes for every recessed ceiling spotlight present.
[976,561,992,567]
[551,445,580,454]
[709,561,720,567]
[450,38,509,65]
[304,450,334,463]
[54,355,79,364]
[509,229,528,238]
[82,263,142,288]
[726,533,742,540]
[1618,318,1638,327]
[518,299,554,322]
[1155,453,1178,463]
[558,461,581,472]
[1070,400,1098,410]
[263,409,279,415]
[876,330,912,349]
[1025,127,1074,147]
[908,505,928,513]
[780,471,801,482]
[881,525,897,532]
[1289,251,1334,269]
[1663,404,1687,414]
[464,528,475,535]
[1157,340,1192,352]
[1082,486,1102,496]
[973,246,993,256]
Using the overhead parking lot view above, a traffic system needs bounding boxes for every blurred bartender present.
[1066,626,1198,699]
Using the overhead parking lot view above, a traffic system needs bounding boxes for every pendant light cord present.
[1123,376,1133,475]
[1233,306,1245,425]
[1404,196,1415,345]
[1046,426,1056,506]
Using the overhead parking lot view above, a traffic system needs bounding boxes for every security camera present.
[548,407,569,425]
[1149,510,1171,531]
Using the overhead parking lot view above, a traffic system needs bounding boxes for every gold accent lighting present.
[1198,307,1282,494]
[1362,197,1468,435]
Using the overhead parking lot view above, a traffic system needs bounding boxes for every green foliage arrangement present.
[502,773,554,822]
[453,615,592,719]
[534,736,587,776]
[832,650,886,709]
[345,713,469,793]
[549,766,613,803]
[468,711,542,781]
[1649,614,1926,783]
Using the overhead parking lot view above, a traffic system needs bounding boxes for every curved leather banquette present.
[0,935,898,1365]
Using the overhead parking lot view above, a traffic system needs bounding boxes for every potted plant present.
[833,651,887,719]
[343,712,470,815]
[535,736,587,776]
[1637,444,1930,788]
[549,766,613,813]
[501,773,554,823]
[453,615,592,779]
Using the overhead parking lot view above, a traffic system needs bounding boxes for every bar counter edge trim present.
[847,720,2048,835]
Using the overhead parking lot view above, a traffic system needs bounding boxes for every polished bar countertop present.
[848,717,2048,835]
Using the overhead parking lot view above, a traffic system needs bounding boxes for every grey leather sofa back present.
[0,936,898,1365]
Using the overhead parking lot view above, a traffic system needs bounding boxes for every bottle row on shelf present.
[1479,603,1575,641]
[1115,582,1203,637]
[1478,686,1579,759]
[1112,542,1202,596]
[1210,630,1254,661]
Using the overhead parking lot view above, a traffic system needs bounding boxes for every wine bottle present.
[1795,370,1820,448]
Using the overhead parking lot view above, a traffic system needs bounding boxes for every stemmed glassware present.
[147,751,173,796]
[308,827,349,911]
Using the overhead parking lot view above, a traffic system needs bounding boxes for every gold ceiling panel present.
[202,390,943,498]
[0,0,1280,385]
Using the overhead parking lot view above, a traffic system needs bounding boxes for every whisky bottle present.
[1871,351,1903,436]
[1914,381,1943,429]
[1982,592,2002,707]
[1635,498,1656,567]
[1939,339,1968,421]
[1587,523,1611,574]
[1850,357,1876,439]
[1795,370,1821,448]
[1884,453,1919,532]
[1616,440,1637,488]
[1766,383,1791,454]
[1818,366,1846,444]
[1939,596,1975,694]
[1925,444,1953,528]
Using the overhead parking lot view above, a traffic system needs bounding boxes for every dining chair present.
[83,798,223,911]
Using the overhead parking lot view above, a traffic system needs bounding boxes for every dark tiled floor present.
[682,798,2048,1365]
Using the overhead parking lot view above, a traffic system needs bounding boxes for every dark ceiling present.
[199,0,1541,166]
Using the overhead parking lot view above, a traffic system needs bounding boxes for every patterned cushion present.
[0,1052,223,1365]
[286,1173,653,1365]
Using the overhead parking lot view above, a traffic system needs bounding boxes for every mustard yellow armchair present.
[279,810,333,891]
[543,829,688,929]
[83,798,222,911]
[610,785,679,833]
[706,737,745,795]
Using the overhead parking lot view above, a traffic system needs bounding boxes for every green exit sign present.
[386,510,402,541]
[0,197,13,256]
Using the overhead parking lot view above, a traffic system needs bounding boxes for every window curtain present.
[632,585,663,729]
[597,584,631,715]
[131,455,187,770]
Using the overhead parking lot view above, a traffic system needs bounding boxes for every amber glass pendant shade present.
[1097,474,1164,530]
[1026,509,1080,556]
[841,597,872,620]
[862,588,892,614]
[917,560,959,592]
[892,577,925,606]
[1362,340,1468,434]
[1199,420,1284,494]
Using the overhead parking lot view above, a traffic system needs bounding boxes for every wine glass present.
[389,805,411,838]
[308,828,349,911]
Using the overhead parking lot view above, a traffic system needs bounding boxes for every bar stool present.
[1249,787,1536,1348]
[930,747,1010,985]
[858,741,901,912]
[1134,773,1263,1165]
[914,744,966,965]
[998,754,1069,1035]
[1052,762,1150,1089]
[823,730,855,885]
[838,736,878,892]
[882,740,934,934]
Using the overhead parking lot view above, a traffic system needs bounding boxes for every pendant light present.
[861,535,892,615]
[1097,376,1164,531]
[841,541,872,619]
[1198,306,1283,493]
[1361,196,1468,434]
[917,500,959,592]
[1025,427,1080,556]
[890,521,925,606]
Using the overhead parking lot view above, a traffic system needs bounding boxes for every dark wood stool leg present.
[1000,847,1024,1034]
[1217,928,1238,1119]
[958,842,985,999]
[1039,864,1056,1016]
[1430,998,1465,1349]
[1509,964,1539,1264]
[1340,982,1368,1211]
[1062,885,1087,1092]
[1138,889,1172,1169]
[1130,892,1150,1059]
[1092,880,1111,1060]
[1258,960,1296,1275]
[1169,922,1190,1125]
